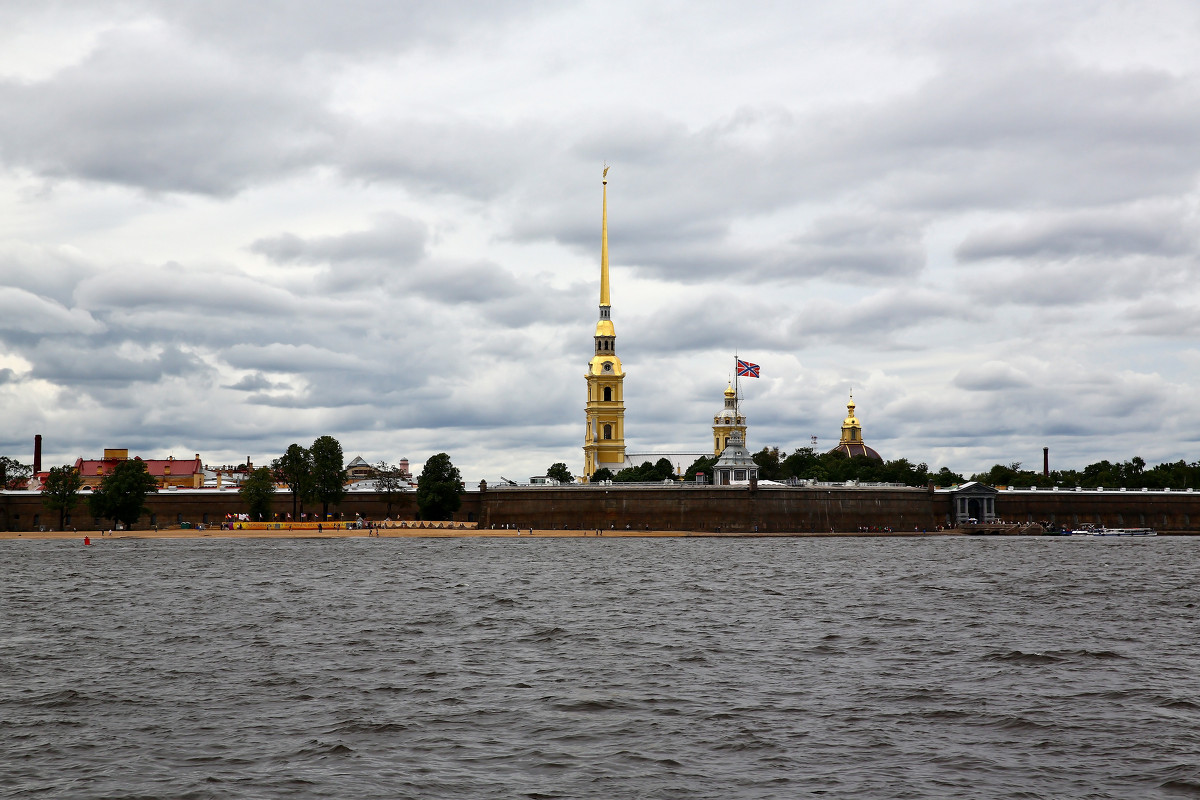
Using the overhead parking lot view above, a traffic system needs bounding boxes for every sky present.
[2,0,1200,483]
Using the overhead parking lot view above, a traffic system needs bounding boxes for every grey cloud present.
[953,362,1033,391]
[0,244,97,305]
[957,208,1197,262]
[792,288,980,339]
[155,0,551,58]
[251,213,428,269]
[967,257,1191,309]
[224,343,371,374]
[0,26,335,196]
[75,264,299,315]
[0,368,16,385]
[30,343,207,385]
[1124,300,1200,337]
[224,372,282,392]
[0,287,104,336]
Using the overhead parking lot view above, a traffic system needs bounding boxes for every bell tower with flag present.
[583,166,627,480]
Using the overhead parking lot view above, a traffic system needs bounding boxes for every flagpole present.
[733,352,740,431]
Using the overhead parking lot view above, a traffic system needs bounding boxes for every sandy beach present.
[0,527,951,540]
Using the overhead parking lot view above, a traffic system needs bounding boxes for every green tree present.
[309,435,346,520]
[0,456,32,490]
[88,459,159,529]
[932,466,965,486]
[42,465,83,530]
[416,452,463,520]
[684,454,718,483]
[752,447,784,480]
[546,462,573,483]
[273,443,312,521]
[590,467,615,482]
[374,460,406,517]
[239,467,276,522]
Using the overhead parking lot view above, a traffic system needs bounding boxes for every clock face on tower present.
[602,361,613,373]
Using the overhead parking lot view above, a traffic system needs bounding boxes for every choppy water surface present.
[2,536,1199,799]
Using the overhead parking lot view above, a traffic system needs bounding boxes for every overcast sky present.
[3,1,1200,482]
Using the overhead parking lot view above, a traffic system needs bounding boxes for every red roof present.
[73,456,202,477]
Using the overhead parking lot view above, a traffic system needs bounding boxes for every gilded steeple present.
[839,393,861,444]
[827,391,880,460]
[584,165,626,480]
[600,164,610,307]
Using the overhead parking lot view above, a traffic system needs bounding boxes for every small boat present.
[1085,527,1156,536]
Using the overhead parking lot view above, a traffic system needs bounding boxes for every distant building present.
[828,395,882,460]
[583,169,627,480]
[713,429,758,485]
[345,456,375,481]
[712,383,746,455]
[74,449,204,489]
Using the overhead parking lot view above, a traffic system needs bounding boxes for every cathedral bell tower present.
[583,167,627,480]
[712,383,747,455]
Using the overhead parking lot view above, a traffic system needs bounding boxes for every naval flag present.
[736,359,760,378]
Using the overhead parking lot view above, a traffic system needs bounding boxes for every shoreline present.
[1,528,956,541]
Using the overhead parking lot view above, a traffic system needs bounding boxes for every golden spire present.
[600,164,610,307]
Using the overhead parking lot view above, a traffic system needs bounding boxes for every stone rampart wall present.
[5,485,1200,532]
[993,490,1200,532]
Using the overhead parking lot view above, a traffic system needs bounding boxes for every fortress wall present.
[0,490,477,531]
[476,486,948,533]
[6,485,1200,532]
[994,491,1200,532]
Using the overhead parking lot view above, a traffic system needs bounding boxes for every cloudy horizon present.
[3,1,1200,483]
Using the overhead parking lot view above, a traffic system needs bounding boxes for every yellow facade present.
[839,395,862,445]
[712,384,747,455]
[583,169,627,479]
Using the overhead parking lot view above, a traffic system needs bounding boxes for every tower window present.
[603,387,612,402]
[603,424,612,440]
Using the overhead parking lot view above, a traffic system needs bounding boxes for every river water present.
[2,536,1199,799]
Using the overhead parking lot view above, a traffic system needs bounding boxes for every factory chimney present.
[34,434,42,474]
[1043,447,1049,477]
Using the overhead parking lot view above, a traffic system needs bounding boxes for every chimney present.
[1043,447,1049,477]
[34,434,42,474]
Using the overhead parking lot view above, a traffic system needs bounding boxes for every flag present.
[736,359,760,378]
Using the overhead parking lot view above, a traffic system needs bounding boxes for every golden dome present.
[589,354,624,376]
[724,383,736,398]
[595,319,615,337]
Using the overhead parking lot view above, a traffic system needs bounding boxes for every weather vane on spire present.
[602,162,609,180]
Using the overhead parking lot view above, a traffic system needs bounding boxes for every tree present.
[416,453,463,520]
[42,465,83,530]
[374,460,406,517]
[88,459,159,529]
[239,467,276,522]
[309,435,346,520]
[590,467,615,482]
[684,455,718,483]
[546,462,573,483]
[0,456,32,490]
[273,443,312,521]
[752,447,784,481]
